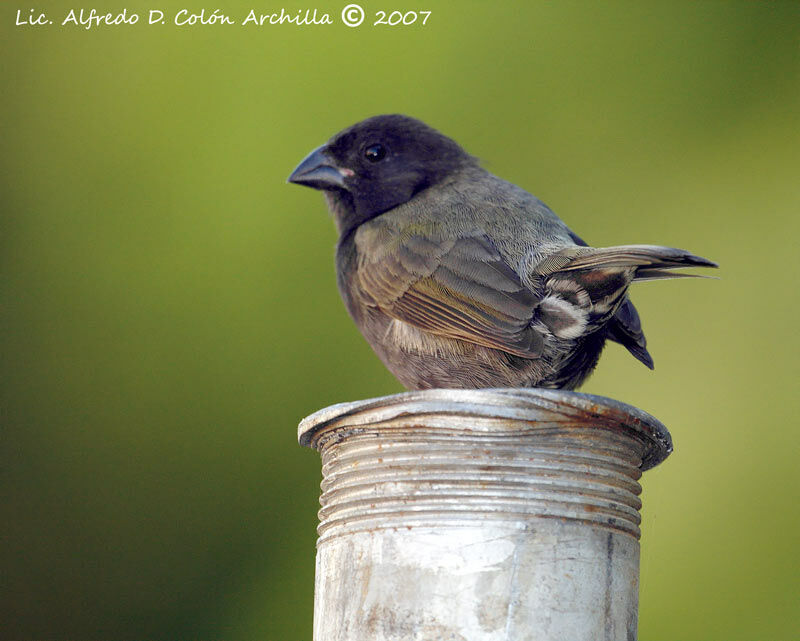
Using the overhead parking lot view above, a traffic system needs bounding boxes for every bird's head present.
[288,114,477,234]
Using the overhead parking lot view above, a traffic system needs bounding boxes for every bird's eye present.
[364,144,387,162]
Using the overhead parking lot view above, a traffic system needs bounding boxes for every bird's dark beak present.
[287,145,350,191]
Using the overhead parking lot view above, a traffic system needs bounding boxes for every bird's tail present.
[557,245,718,281]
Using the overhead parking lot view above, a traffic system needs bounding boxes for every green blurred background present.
[2,1,798,639]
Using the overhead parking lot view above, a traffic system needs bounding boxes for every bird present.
[288,114,716,390]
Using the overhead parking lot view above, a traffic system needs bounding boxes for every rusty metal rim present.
[298,388,672,470]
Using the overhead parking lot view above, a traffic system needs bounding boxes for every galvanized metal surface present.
[299,388,671,641]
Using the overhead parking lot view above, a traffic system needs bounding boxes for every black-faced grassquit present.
[289,115,716,390]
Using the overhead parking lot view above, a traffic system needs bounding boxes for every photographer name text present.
[14,6,432,29]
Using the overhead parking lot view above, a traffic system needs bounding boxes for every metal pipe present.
[299,388,672,641]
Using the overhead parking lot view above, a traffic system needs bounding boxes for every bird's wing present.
[551,244,717,272]
[566,230,652,368]
[355,230,545,358]
[535,242,716,365]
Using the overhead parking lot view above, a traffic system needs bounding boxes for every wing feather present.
[356,230,544,358]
